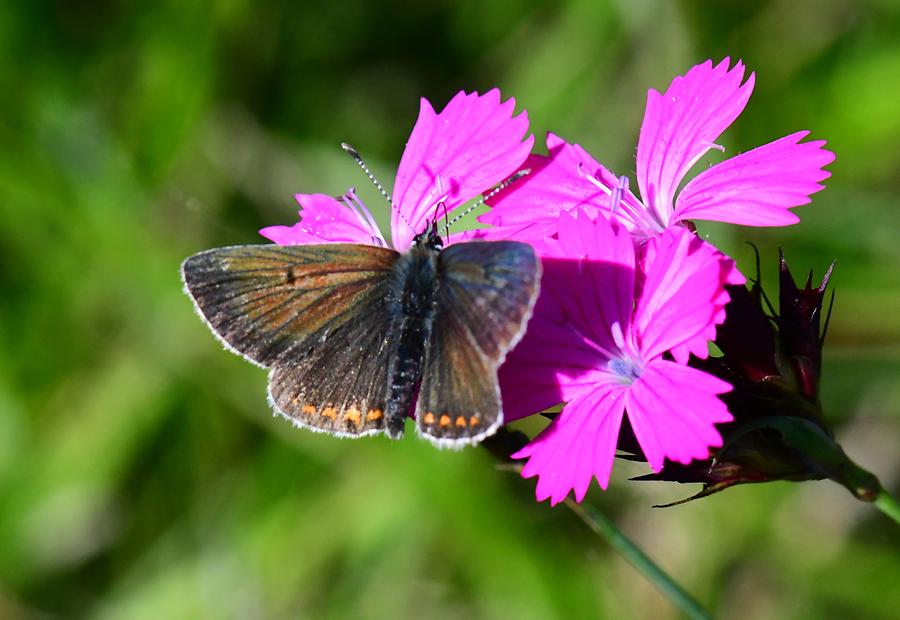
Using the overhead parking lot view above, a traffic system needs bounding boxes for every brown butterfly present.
[181,223,540,448]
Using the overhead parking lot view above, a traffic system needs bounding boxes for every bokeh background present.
[2,0,899,618]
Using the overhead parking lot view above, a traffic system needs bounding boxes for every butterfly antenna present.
[342,143,413,232]
[341,143,393,206]
[439,169,531,235]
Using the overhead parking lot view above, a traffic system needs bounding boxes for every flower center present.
[606,321,643,383]
[607,357,642,383]
[566,320,645,385]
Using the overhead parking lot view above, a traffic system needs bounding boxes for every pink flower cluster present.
[261,59,834,505]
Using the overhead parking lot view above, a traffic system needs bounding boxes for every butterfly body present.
[383,229,442,438]
[182,231,539,448]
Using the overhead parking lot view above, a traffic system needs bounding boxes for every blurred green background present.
[1,0,898,618]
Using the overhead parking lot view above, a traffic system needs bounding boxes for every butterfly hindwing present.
[266,315,392,437]
[181,244,398,435]
[416,241,540,446]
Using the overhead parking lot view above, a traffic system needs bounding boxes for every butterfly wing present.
[181,244,398,436]
[416,241,541,447]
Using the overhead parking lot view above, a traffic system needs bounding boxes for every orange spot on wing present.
[423,412,435,425]
[322,406,337,420]
[345,407,362,427]
[439,415,451,428]
[455,416,466,428]
[366,408,383,421]
[302,404,317,415]
[469,416,480,427]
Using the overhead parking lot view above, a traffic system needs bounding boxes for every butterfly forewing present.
[416,241,540,446]
[182,244,398,435]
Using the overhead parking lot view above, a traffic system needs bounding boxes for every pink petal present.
[497,211,636,422]
[636,58,755,227]
[513,382,627,505]
[445,221,553,250]
[545,211,636,353]
[634,227,744,363]
[625,359,733,471]
[480,133,643,234]
[391,90,533,251]
[499,281,628,422]
[259,192,386,246]
[673,131,835,226]
[499,314,595,421]
[459,222,562,258]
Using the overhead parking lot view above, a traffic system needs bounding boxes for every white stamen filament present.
[668,139,726,220]
[567,322,618,361]
[610,321,626,349]
[578,164,665,237]
[608,321,644,380]
[578,165,652,232]
[609,175,629,215]
[680,141,726,187]
[341,188,386,246]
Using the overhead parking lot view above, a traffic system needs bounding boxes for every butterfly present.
[182,223,539,446]
[181,89,540,447]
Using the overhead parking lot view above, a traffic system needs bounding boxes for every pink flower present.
[481,58,835,240]
[260,90,534,250]
[501,210,744,505]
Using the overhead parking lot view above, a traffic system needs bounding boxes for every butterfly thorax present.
[382,229,443,438]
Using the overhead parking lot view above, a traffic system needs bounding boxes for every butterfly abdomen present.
[383,243,441,438]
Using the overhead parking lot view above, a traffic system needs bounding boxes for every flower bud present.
[635,252,882,505]
[776,251,834,402]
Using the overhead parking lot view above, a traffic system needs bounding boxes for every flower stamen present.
[578,165,663,236]
[340,188,386,247]
[566,322,617,361]
[607,357,642,383]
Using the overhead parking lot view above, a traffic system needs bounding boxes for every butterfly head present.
[413,218,444,251]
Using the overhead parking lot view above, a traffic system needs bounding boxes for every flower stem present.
[564,498,713,620]
[874,488,900,525]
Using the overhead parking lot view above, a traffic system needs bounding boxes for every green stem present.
[564,499,713,620]
[874,488,900,525]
